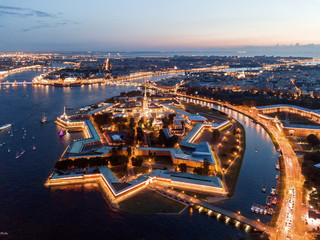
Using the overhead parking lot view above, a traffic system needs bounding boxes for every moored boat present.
[251,204,257,213]
[270,187,276,196]
[255,206,260,214]
[259,207,264,215]
[266,196,273,207]
[264,207,268,215]
[0,123,12,132]
[267,208,274,215]
[275,163,280,170]
[41,113,47,123]
[272,197,277,205]
[262,186,266,193]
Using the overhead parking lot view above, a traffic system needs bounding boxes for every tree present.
[178,163,187,173]
[137,127,144,142]
[203,159,210,176]
[158,129,166,146]
[131,157,143,167]
[125,128,135,146]
[212,129,220,143]
[307,134,320,147]
[165,135,179,147]
[127,146,132,157]
[129,117,135,128]
[193,167,203,175]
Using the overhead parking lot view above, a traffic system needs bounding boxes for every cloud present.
[0,5,78,32]
[20,21,69,32]
[0,5,56,18]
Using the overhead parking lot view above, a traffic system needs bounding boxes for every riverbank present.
[182,101,246,197]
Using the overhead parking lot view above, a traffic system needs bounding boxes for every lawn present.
[118,189,186,214]
[110,165,127,179]
[182,102,229,119]
[133,166,149,175]
[222,122,246,196]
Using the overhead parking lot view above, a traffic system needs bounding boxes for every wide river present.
[0,70,279,240]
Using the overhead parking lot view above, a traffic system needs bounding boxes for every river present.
[0,70,278,240]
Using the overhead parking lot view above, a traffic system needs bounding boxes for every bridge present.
[152,184,273,235]
[0,81,32,86]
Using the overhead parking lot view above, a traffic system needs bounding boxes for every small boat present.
[251,204,256,212]
[275,175,279,179]
[15,151,20,159]
[267,208,274,215]
[59,128,66,136]
[259,208,264,215]
[0,123,12,132]
[255,206,260,214]
[8,148,10,152]
[41,113,47,123]
[21,149,26,155]
[264,207,268,215]
[266,196,273,207]
[270,187,276,196]
[272,197,277,205]
[275,163,280,170]
[32,146,36,151]
[262,186,266,193]
[10,133,13,137]
[255,148,258,153]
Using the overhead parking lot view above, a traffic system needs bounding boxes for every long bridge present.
[152,184,273,235]
[0,81,32,86]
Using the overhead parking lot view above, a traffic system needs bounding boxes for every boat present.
[41,113,47,123]
[0,123,12,131]
[251,204,256,213]
[275,175,279,179]
[272,197,277,205]
[266,196,273,207]
[59,128,66,136]
[275,163,280,170]
[255,206,260,214]
[264,207,268,215]
[259,207,264,215]
[262,186,266,193]
[270,187,276,196]
[15,151,20,159]
[21,149,25,155]
[267,208,274,215]
[8,148,10,152]
[32,146,36,151]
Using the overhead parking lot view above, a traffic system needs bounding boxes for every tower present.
[142,79,148,113]
[61,106,68,120]
[103,53,112,71]
[140,78,150,118]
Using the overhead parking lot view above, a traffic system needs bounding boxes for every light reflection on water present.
[0,70,278,239]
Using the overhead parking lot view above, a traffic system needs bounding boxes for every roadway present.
[173,93,310,240]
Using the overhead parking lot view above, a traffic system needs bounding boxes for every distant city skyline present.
[1,0,320,51]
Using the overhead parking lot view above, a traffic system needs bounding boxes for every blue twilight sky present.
[0,0,320,51]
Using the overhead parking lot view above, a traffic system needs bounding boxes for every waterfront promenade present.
[152,184,273,234]
[174,93,309,240]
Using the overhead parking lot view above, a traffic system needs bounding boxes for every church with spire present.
[140,79,150,118]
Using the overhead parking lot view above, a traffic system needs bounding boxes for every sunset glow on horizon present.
[1,0,320,51]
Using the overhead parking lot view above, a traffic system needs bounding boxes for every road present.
[173,93,311,240]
